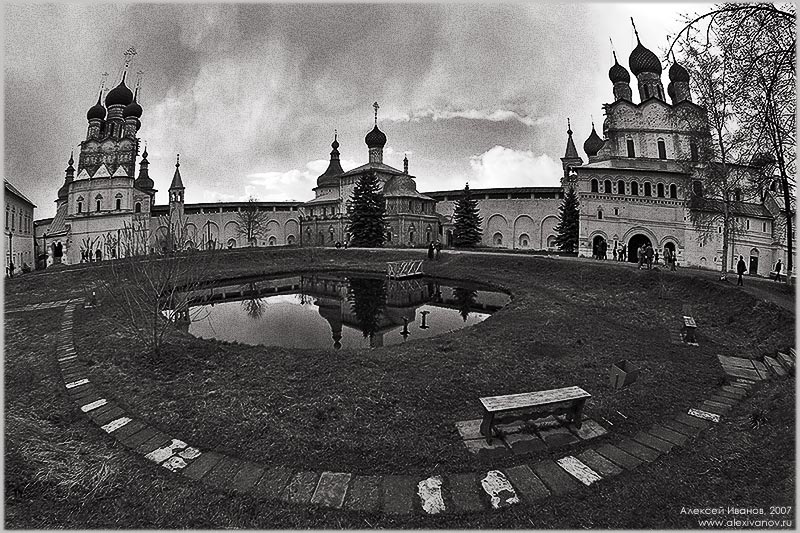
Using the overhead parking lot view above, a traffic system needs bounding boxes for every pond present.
[172,273,510,350]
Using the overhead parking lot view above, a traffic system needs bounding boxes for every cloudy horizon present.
[5,2,710,219]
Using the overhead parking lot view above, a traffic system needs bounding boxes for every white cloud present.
[244,158,359,202]
[468,146,562,188]
[384,108,543,126]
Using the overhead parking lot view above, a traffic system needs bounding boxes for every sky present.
[4,2,712,219]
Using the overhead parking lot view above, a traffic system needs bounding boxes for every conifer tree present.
[346,172,387,247]
[452,183,483,247]
[554,186,580,253]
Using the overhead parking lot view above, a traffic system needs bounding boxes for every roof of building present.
[692,198,774,219]
[338,161,406,178]
[609,52,631,83]
[583,125,605,157]
[563,120,581,160]
[304,191,341,205]
[383,174,434,200]
[105,73,134,107]
[424,186,563,197]
[4,180,37,207]
[151,200,304,213]
[580,158,691,174]
[34,217,53,226]
[42,202,69,236]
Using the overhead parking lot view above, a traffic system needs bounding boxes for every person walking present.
[612,246,617,261]
[645,244,654,270]
[434,240,442,261]
[670,251,677,271]
[637,245,644,269]
[774,259,783,282]
[737,255,747,286]
[427,242,435,260]
[654,250,659,265]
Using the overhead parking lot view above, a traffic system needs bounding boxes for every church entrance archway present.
[627,234,652,262]
[592,235,607,259]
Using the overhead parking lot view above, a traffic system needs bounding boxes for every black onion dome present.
[87,93,106,121]
[365,125,387,148]
[583,125,605,157]
[105,75,134,107]
[123,96,142,118]
[629,42,662,76]
[609,54,630,83]
[667,82,676,99]
[668,61,690,82]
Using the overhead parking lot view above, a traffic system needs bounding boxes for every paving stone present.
[311,472,352,509]
[617,438,661,462]
[789,347,796,359]
[181,451,223,480]
[764,356,787,377]
[495,420,525,435]
[700,401,730,416]
[687,408,721,423]
[91,406,126,426]
[708,395,737,407]
[463,438,510,459]
[101,417,132,434]
[503,464,550,502]
[723,366,762,381]
[660,418,701,438]
[532,459,580,495]
[714,389,743,401]
[675,412,712,430]
[446,473,484,513]
[69,386,100,402]
[568,419,607,440]
[717,355,755,368]
[134,432,172,455]
[537,425,580,448]
[282,471,321,504]
[231,462,266,494]
[111,419,146,441]
[505,432,546,455]
[252,466,295,500]
[556,456,602,486]
[751,360,771,380]
[531,415,561,429]
[633,431,675,453]
[120,426,159,449]
[595,443,643,470]
[576,449,623,477]
[480,470,520,509]
[455,419,484,440]
[64,378,90,389]
[144,439,188,464]
[417,475,446,515]
[79,398,108,412]
[777,353,794,370]
[721,385,748,398]
[161,456,189,472]
[344,475,381,512]
[649,425,690,446]
[382,475,416,515]
[731,379,755,389]
[203,456,244,491]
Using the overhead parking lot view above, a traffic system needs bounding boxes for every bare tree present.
[235,197,270,246]
[96,209,219,356]
[671,3,796,273]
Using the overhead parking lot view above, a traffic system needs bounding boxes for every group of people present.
[736,257,784,286]
[427,241,443,260]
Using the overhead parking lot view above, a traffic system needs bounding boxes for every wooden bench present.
[479,386,591,444]
[682,316,697,343]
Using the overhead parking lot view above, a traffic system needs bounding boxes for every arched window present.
[135,202,142,213]
[617,180,625,195]
[604,180,612,194]
[657,139,667,159]
[591,179,599,193]
[644,182,652,196]
[734,188,742,202]
[670,184,678,199]
[493,232,503,246]
[626,139,635,157]
[597,208,603,220]
[631,181,639,195]
[77,202,83,214]
[657,183,665,198]
[116,199,121,210]
[690,142,699,162]
[96,200,101,212]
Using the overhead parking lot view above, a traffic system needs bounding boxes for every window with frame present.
[591,179,599,193]
[644,182,652,196]
[690,142,699,161]
[631,181,639,195]
[604,180,612,194]
[617,180,625,195]
[597,208,603,220]
[657,183,665,197]
[626,139,635,158]
[96,200,101,212]
[11,207,15,230]
[77,202,83,214]
[116,199,121,210]
[657,139,667,159]
[670,184,678,198]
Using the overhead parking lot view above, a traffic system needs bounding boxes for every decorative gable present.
[92,164,111,178]
[111,165,129,177]
[76,168,91,180]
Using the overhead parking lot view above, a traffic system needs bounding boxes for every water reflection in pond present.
[177,273,510,350]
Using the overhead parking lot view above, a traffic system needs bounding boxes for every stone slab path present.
[11,299,793,517]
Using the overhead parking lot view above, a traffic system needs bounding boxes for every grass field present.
[4,247,795,528]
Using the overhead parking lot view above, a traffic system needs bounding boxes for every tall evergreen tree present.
[452,183,483,247]
[553,186,580,253]
[346,172,387,247]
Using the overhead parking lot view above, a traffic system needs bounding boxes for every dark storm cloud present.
[4,3,704,216]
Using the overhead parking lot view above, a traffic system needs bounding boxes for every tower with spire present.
[169,154,185,227]
[560,118,583,184]
[365,102,387,164]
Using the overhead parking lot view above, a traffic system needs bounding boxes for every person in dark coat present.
[645,244,654,270]
[774,259,783,282]
[427,242,435,260]
[434,241,442,260]
[737,255,747,285]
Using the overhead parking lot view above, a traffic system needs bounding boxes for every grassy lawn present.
[4,247,795,528]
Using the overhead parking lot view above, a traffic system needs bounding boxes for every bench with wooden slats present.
[682,316,697,343]
[479,386,591,443]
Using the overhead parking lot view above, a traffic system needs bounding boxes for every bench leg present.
[480,412,495,444]
[572,400,585,429]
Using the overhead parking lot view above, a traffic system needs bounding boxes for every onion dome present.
[317,133,344,187]
[105,73,134,107]
[609,52,630,83]
[123,90,142,118]
[667,82,676,100]
[668,60,690,83]
[629,42,662,76]
[87,92,106,121]
[583,123,604,157]
[364,125,387,148]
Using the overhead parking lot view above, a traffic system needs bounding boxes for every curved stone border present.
[43,302,792,516]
